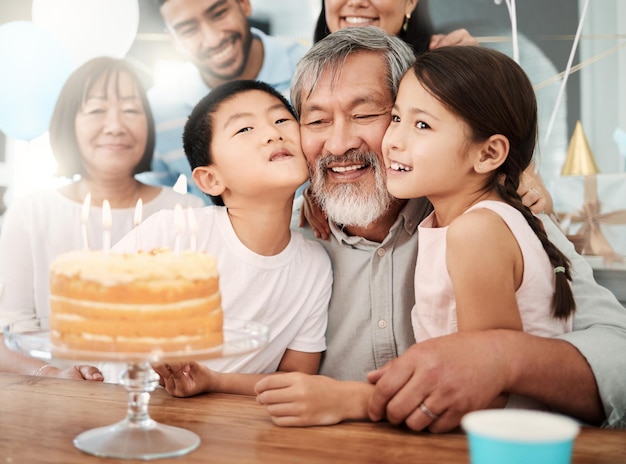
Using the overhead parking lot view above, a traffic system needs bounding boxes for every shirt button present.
[378,319,387,329]
[377,248,386,257]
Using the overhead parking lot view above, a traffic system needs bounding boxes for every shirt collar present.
[329,198,432,247]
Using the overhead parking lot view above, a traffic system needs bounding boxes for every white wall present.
[580,0,626,172]
[250,0,321,45]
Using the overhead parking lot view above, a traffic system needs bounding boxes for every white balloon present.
[32,0,139,68]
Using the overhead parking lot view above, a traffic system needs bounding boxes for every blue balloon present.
[0,21,73,141]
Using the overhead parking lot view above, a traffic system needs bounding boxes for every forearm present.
[335,380,374,422]
[0,336,50,375]
[1,337,103,381]
[205,349,322,397]
[209,372,266,396]
[499,330,604,424]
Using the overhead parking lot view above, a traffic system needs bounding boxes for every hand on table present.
[153,361,210,397]
[41,364,104,381]
[256,372,371,427]
[367,332,508,433]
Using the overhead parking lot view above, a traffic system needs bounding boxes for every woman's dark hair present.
[411,46,575,319]
[49,57,155,178]
[183,80,297,206]
[313,0,434,55]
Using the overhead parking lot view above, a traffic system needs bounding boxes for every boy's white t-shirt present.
[110,206,332,381]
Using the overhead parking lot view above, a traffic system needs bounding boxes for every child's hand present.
[152,361,210,397]
[299,188,331,240]
[255,372,371,426]
[255,373,344,426]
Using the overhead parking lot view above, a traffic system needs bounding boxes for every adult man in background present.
[145,0,307,201]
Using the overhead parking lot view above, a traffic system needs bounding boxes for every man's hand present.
[519,167,553,214]
[299,187,331,240]
[367,332,509,433]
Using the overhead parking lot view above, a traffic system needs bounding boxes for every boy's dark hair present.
[183,80,297,206]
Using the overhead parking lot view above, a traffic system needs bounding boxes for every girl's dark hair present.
[313,0,434,55]
[183,80,297,206]
[411,46,575,319]
[49,57,155,178]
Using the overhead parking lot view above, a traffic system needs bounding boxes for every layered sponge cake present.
[49,248,223,353]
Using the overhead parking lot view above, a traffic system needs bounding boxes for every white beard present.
[310,151,393,228]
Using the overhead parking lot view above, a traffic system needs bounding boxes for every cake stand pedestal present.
[4,318,268,460]
[74,361,198,459]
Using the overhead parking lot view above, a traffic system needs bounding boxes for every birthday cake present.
[49,248,223,353]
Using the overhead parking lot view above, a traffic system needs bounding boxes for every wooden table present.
[1,373,625,463]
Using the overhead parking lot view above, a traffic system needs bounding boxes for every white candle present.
[102,199,112,255]
[134,198,143,252]
[173,203,185,255]
[81,192,91,250]
[187,206,197,252]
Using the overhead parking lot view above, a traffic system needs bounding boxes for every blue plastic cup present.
[461,409,580,464]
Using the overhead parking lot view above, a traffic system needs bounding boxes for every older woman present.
[0,57,202,380]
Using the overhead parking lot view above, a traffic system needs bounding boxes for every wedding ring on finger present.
[419,402,439,420]
[529,187,540,196]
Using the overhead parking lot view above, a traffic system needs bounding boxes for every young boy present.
[113,80,332,396]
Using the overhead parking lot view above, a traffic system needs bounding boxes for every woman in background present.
[0,57,202,380]
[314,0,477,52]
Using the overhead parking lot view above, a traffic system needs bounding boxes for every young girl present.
[383,46,575,409]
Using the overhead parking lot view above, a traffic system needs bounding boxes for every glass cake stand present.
[3,317,269,460]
